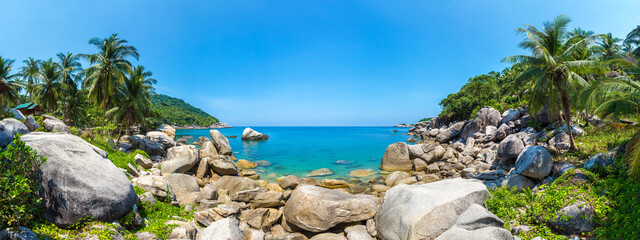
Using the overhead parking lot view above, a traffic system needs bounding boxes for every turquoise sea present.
[175,127,411,181]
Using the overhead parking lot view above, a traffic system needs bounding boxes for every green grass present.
[486,123,640,239]
[556,124,638,166]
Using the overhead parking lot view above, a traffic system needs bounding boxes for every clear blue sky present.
[1,1,639,126]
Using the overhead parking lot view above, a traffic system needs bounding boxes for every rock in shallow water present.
[380,142,412,171]
[242,127,270,140]
[284,185,377,232]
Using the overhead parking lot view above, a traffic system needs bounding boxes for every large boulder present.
[242,127,269,140]
[584,147,620,169]
[0,118,30,147]
[213,176,260,196]
[146,131,176,149]
[157,124,176,139]
[161,145,199,176]
[199,140,220,160]
[496,135,524,161]
[515,146,553,179]
[165,173,200,204]
[477,107,501,128]
[284,185,377,232]
[460,118,482,142]
[42,115,69,133]
[548,201,595,235]
[380,142,412,171]
[138,138,165,156]
[23,115,41,132]
[499,109,520,126]
[0,227,38,240]
[435,204,512,240]
[501,174,536,191]
[22,133,136,227]
[210,130,233,155]
[196,217,243,240]
[133,175,173,199]
[435,121,466,143]
[210,156,239,176]
[375,178,490,240]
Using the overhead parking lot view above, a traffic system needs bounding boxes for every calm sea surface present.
[175,127,411,181]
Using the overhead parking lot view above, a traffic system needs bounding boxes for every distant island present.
[150,94,229,128]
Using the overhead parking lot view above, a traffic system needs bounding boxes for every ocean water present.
[175,127,411,181]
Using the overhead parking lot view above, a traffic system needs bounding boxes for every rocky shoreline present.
[0,110,608,239]
[173,122,232,130]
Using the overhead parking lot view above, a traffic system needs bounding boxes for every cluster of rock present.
[393,123,414,128]
[386,107,585,191]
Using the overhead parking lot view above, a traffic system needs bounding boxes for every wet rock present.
[242,127,270,140]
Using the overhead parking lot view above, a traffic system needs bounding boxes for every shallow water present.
[175,126,411,181]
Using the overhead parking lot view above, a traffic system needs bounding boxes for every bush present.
[0,134,47,229]
[129,149,150,159]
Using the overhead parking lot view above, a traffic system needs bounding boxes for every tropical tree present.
[594,33,622,61]
[0,57,23,109]
[624,25,640,57]
[34,59,62,112]
[503,15,602,150]
[57,53,85,124]
[108,65,156,140]
[81,33,139,127]
[21,57,39,101]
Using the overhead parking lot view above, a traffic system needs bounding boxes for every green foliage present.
[418,117,433,122]
[591,156,640,239]
[86,136,136,169]
[439,65,528,121]
[0,135,47,229]
[487,168,613,239]
[150,94,219,127]
[129,149,150,159]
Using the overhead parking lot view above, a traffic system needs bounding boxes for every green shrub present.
[129,149,150,159]
[0,134,47,229]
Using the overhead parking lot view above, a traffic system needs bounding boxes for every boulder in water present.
[242,127,269,140]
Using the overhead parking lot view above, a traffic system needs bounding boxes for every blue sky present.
[1,1,639,126]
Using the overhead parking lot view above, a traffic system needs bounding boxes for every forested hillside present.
[150,94,219,127]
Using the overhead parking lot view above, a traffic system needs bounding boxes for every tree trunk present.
[561,90,578,150]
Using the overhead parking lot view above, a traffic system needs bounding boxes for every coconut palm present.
[0,57,23,109]
[21,57,40,101]
[57,53,82,86]
[34,59,62,112]
[624,25,640,57]
[594,33,622,61]
[108,65,156,140]
[81,33,139,127]
[57,52,84,124]
[503,15,602,150]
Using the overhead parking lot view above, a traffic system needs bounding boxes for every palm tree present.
[57,53,84,124]
[503,15,601,150]
[81,33,139,127]
[0,57,23,109]
[624,25,640,57]
[57,53,82,86]
[21,57,39,101]
[594,33,622,61]
[34,59,62,112]
[108,65,156,141]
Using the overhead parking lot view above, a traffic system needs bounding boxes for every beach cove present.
[176,127,411,181]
